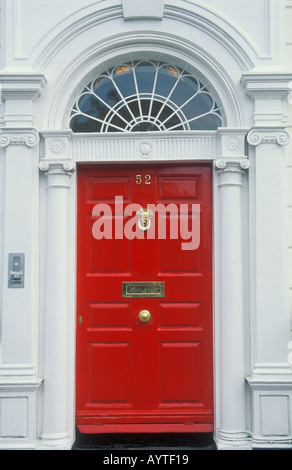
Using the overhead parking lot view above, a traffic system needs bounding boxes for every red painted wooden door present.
[76,163,213,433]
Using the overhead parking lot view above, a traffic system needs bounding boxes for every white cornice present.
[0,73,47,101]
[241,70,292,99]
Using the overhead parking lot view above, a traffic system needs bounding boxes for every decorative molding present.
[218,129,249,158]
[32,1,256,75]
[217,429,252,450]
[215,158,250,173]
[223,135,242,154]
[0,74,47,102]
[247,128,290,147]
[47,138,67,157]
[137,142,153,159]
[69,131,218,162]
[241,72,292,126]
[41,130,73,161]
[241,72,292,100]
[0,129,39,147]
[39,159,76,176]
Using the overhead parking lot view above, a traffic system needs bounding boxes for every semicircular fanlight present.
[69,61,223,133]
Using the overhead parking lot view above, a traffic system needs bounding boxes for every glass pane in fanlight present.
[132,122,160,132]
[112,65,136,98]
[115,105,133,123]
[78,94,108,120]
[188,114,222,130]
[135,62,156,94]
[107,113,128,131]
[150,99,164,118]
[181,92,214,120]
[169,75,199,107]
[93,76,120,106]
[155,65,179,97]
[127,99,140,118]
[70,114,102,133]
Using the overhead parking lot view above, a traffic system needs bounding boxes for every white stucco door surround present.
[0,0,292,450]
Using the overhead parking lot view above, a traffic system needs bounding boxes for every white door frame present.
[38,128,252,449]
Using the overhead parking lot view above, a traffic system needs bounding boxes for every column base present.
[38,433,73,450]
[252,437,292,450]
[216,430,252,450]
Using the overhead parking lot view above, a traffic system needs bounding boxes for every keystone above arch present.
[122,0,165,20]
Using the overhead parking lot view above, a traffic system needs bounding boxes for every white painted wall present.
[285,0,292,336]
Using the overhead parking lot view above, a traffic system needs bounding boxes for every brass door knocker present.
[137,208,153,231]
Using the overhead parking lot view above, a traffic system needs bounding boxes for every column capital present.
[247,127,290,147]
[39,159,76,176]
[215,158,250,173]
[241,71,292,101]
[0,128,39,148]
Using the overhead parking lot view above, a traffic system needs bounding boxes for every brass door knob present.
[139,310,151,323]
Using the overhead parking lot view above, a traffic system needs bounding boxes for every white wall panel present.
[0,397,27,438]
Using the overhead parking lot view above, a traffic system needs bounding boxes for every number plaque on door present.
[122,281,165,298]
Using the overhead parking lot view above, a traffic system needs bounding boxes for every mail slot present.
[122,282,165,298]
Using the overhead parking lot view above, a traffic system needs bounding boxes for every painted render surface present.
[0,0,291,450]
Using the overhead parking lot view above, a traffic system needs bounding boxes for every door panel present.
[160,342,202,402]
[89,342,132,404]
[76,163,213,433]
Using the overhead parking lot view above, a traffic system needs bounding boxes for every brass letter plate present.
[122,282,165,298]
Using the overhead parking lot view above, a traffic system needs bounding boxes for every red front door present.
[76,163,213,433]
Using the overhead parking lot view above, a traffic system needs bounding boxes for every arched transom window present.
[69,61,223,133]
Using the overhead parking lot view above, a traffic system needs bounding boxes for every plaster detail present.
[0,129,39,147]
[247,128,290,146]
[39,159,75,175]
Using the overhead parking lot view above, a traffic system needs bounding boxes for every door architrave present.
[39,127,250,447]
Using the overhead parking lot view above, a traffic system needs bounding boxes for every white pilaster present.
[215,129,251,449]
[0,129,40,367]
[0,74,45,366]
[0,73,46,448]
[242,72,292,448]
[38,157,75,449]
[247,127,291,374]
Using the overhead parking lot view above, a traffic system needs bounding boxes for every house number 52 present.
[136,174,151,185]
